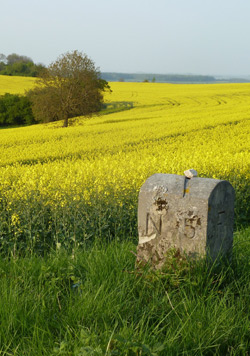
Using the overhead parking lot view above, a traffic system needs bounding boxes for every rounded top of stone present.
[139,173,232,201]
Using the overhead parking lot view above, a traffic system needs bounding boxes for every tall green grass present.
[0,227,250,355]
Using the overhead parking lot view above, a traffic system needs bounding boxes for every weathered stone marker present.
[137,171,235,269]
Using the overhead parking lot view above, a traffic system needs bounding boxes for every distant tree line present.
[101,72,216,83]
[0,53,45,77]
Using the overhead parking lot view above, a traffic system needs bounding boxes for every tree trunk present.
[63,116,68,127]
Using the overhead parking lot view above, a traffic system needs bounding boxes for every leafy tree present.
[27,50,110,127]
[6,53,33,65]
[0,93,35,126]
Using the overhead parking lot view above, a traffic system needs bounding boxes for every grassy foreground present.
[1,227,250,356]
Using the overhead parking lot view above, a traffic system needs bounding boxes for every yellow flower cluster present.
[0,78,249,245]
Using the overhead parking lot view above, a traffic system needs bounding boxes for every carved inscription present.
[146,213,162,236]
[155,197,168,212]
[144,203,201,241]
[176,209,201,239]
[144,197,169,237]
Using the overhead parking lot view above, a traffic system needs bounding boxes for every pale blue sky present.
[1,0,250,76]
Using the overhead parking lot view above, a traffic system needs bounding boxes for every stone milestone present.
[137,172,235,269]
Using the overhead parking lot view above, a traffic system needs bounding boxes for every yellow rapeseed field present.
[0,74,36,95]
[0,76,249,251]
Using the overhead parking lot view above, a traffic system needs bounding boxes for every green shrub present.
[0,93,36,126]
